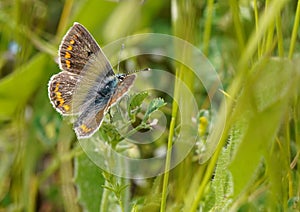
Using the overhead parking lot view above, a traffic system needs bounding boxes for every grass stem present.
[288,0,300,59]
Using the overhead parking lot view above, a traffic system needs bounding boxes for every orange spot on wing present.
[59,101,64,107]
[65,52,71,59]
[69,39,75,44]
[54,83,60,92]
[63,104,70,111]
[67,45,72,51]
[65,60,71,68]
[80,124,92,133]
[56,92,62,98]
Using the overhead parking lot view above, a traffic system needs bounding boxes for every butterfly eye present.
[117,74,126,82]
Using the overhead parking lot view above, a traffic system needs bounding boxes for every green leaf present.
[99,123,122,146]
[102,0,143,42]
[143,97,166,122]
[128,91,149,120]
[212,141,233,210]
[0,53,48,119]
[129,91,149,110]
[71,0,116,42]
[141,176,162,211]
[229,58,297,198]
[74,153,105,212]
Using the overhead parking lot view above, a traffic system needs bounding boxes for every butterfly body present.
[48,23,136,138]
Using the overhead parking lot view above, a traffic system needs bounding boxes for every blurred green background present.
[0,0,299,211]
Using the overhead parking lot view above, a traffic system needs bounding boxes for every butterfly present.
[48,22,142,139]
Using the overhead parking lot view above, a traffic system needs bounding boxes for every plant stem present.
[160,116,177,212]
[100,180,110,212]
[276,14,284,57]
[253,0,261,57]
[238,0,288,70]
[288,0,300,59]
[56,0,74,42]
[203,0,214,55]
[57,123,80,212]
[229,0,245,52]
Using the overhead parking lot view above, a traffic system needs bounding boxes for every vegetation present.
[0,0,299,211]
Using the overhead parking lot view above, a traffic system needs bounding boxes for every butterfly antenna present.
[117,44,125,74]
[127,67,151,75]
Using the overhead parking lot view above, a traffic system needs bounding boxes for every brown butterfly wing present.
[48,71,81,115]
[73,75,136,139]
[73,106,106,139]
[108,74,136,108]
[59,23,99,74]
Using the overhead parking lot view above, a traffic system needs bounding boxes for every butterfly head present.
[116,68,150,82]
[116,74,126,82]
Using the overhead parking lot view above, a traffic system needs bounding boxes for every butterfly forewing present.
[59,22,110,75]
[49,22,140,139]
[71,50,116,113]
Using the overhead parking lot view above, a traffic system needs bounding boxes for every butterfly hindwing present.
[73,105,107,139]
[73,76,119,138]
[48,71,81,115]
[73,75,136,139]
